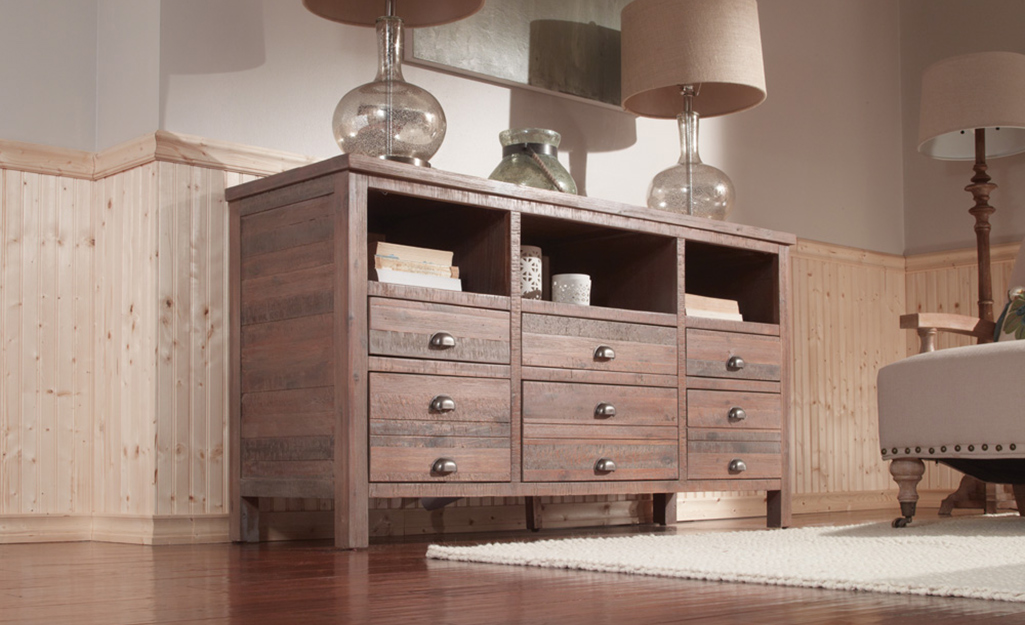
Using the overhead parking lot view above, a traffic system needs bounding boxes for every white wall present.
[900,0,1025,254]
[1,0,907,254]
[96,0,161,150]
[727,0,904,254]
[0,0,97,151]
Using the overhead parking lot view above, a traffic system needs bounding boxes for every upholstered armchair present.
[877,242,1025,527]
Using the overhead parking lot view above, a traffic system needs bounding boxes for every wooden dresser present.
[225,155,795,548]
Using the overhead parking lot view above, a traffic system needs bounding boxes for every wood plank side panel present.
[232,168,347,525]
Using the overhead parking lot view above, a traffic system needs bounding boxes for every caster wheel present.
[892,517,910,528]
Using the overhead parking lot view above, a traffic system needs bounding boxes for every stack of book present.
[685,293,742,321]
[373,241,462,291]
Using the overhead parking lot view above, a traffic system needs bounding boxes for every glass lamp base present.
[647,161,735,220]
[331,16,446,166]
[333,79,446,165]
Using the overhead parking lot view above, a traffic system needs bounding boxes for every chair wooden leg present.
[890,458,925,527]
[1012,485,1025,516]
[938,475,987,515]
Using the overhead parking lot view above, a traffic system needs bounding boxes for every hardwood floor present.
[3,508,1025,624]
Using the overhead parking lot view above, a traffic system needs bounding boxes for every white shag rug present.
[427,515,1025,602]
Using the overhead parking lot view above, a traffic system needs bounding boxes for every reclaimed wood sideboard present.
[225,154,795,549]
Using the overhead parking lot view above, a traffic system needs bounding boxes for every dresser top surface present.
[225,153,796,248]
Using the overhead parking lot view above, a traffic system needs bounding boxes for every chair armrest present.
[900,312,996,353]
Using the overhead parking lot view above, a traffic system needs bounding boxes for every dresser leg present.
[653,493,677,525]
[766,489,791,528]
[239,496,260,543]
[526,497,543,532]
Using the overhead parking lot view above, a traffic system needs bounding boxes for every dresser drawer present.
[369,372,511,482]
[522,314,677,376]
[686,329,781,381]
[687,390,781,430]
[370,446,511,482]
[522,440,678,482]
[687,432,782,480]
[369,297,510,364]
[523,381,677,435]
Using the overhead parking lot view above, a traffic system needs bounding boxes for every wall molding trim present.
[906,241,1021,273]
[0,515,93,544]
[91,514,230,545]
[794,239,906,270]
[0,139,95,179]
[0,131,316,180]
[0,514,229,545]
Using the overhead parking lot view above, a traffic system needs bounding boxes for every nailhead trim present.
[880,443,1020,457]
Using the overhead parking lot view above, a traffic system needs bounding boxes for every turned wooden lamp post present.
[918,51,1025,327]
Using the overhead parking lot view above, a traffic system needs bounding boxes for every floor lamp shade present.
[303,0,484,166]
[620,0,765,219]
[918,51,1025,160]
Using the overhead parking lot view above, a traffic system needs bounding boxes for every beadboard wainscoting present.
[903,243,1019,493]
[0,133,1006,543]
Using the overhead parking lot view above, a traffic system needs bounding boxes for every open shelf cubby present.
[520,214,678,315]
[684,240,780,325]
[366,189,511,297]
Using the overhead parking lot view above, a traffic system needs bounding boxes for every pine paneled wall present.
[904,243,1019,492]
[0,132,1011,543]
[1,170,93,518]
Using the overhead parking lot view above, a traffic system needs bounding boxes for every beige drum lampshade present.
[918,51,1025,160]
[620,0,766,119]
[302,0,483,27]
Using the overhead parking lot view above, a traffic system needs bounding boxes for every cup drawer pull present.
[595,458,617,473]
[727,355,745,371]
[431,458,458,475]
[430,332,456,349]
[728,458,747,474]
[594,402,617,418]
[430,395,456,413]
[728,406,747,421]
[594,345,616,360]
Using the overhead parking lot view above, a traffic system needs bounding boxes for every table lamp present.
[918,51,1025,323]
[303,0,484,167]
[620,0,765,219]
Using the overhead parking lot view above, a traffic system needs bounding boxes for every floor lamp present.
[918,51,1025,325]
[917,51,1025,514]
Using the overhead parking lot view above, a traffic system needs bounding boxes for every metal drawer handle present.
[728,406,747,422]
[594,402,617,418]
[430,395,456,413]
[595,458,617,473]
[727,355,746,371]
[431,458,458,475]
[594,345,616,360]
[430,332,456,349]
[728,459,747,474]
